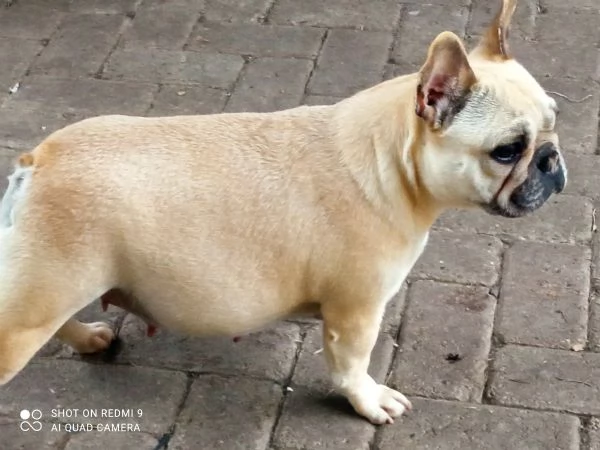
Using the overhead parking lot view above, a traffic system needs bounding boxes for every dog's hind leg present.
[54,319,114,354]
[0,226,114,385]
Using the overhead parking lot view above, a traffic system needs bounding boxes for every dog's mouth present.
[481,200,529,218]
[482,180,558,218]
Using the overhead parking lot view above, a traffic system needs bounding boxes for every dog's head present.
[415,0,566,218]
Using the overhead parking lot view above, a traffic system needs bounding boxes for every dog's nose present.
[533,142,565,193]
[535,142,559,174]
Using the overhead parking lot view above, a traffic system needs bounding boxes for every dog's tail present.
[0,151,35,228]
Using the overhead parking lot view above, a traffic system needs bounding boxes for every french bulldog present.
[0,0,565,425]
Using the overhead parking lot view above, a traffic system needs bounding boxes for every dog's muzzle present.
[486,142,566,218]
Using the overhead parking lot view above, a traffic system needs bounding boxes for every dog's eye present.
[490,141,525,164]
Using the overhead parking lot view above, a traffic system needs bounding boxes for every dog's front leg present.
[321,302,411,424]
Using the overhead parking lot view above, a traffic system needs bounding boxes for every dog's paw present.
[72,322,115,354]
[349,380,412,425]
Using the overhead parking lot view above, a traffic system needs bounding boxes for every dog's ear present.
[416,31,477,129]
[470,0,517,60]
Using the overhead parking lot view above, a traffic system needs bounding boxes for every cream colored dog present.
[0,0,565,425]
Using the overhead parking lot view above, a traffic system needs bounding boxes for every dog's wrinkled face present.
[415,0,566,218]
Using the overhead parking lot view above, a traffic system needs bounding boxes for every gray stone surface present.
[0,359,187,434]
[0,77,156,148]
[120,1,201,50]
[378,398,580,450]
[564,155,600,199]
[104,49,244,88]
[497,242,590,349]
[269,0,402,30]
[148,85,228,116]
[0,424,66,449]
[65,432,159,449]
[188,23,325,58]
[391,4,469,74]
[411,232,503,286]
[117,318,301,382]
[225,57,313,112]
[0,4,64,39]
[30,13,125,78]
[308,29,392,97]
[392,281,496,402]
[540,78,600,156]
[435,196,593,245]
[0,38,42,93]
[489,345,600,415]
[170,375,282,450]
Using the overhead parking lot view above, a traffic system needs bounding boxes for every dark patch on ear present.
[438,89,473,127]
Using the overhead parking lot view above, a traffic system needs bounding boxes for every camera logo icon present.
[19,409,42,432]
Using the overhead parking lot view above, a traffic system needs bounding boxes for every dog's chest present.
[380,232,429,302]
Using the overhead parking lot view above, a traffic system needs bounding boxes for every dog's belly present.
[124,282,307,336]
[117,242,313,336]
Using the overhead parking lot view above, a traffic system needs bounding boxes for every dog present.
[0,0,565,425]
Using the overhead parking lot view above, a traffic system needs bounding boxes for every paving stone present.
[104,49,243,89]
[67,0,140,14]
[1,0,72,10]
[65,432,158,449]
[0,359,187,434]
[535,7,600,45]
[225,57,312,113]
[589,419,600,450]
[489,345,600,415]
[0,38,42,93]
[589,291,600,352]
[467,6,599,82]
[378,397,580,450]
[30,14,125,78]
[391,4,469,74]
[120,2,201,50]
[0,4,64,39]
[117,317,300,382]
[382,63,417,81]
[514,10,600,81]
[308,30,392,97]
[148,85,228,116]
[541,78,600,155]
[410,232,503,286]
[394,0,470,4]
[273,384,376,450]
[468,0,537,40]
[170,375,281,450]
[0,77,155,148]
[302,95,343,106]
[188,23,325,58]
[0,424,66,449]
[269,0,402,30]
[497,242,590,350]
[381,285,407,336]
[515,40,600,82]
[540,0,600,8]
[391,281,495,402]
[563,155,600,199]
[435,195,593,244]
[203,0,272,23]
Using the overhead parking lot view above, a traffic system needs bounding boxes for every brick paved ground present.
[0,0,598,449]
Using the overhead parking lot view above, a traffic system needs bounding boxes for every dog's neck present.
[333,74,443,234]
